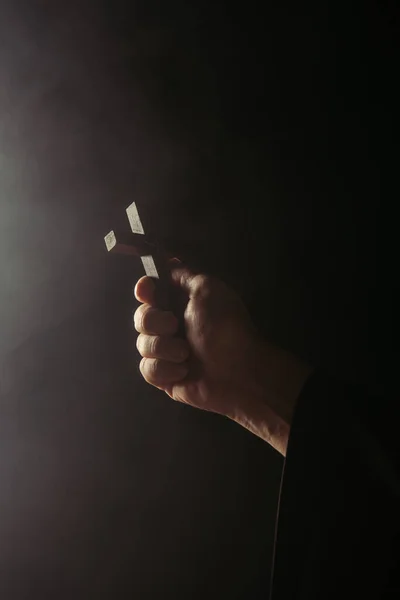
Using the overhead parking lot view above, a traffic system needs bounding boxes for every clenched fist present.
[134,266,312,456]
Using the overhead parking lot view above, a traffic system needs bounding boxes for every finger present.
[170,266,207,298]
[136,334,189,363]
[134,304,178,335]
[140,357,188,386]
[134,276,156,305]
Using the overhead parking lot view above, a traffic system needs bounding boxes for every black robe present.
[271,372,400,599]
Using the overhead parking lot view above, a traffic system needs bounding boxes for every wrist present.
[258,341,313,425]
[232,397,291,456]
[231,339,313,456]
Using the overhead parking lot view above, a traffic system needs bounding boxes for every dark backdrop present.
[0,2,397,598]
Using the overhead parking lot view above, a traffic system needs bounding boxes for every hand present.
[134,266,312,456]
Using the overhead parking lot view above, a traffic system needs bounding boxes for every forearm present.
[233,399,291,456]
[231,342,313,456]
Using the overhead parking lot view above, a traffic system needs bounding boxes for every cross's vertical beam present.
[104,202,172,310]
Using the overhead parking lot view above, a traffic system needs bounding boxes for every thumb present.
[170,263,204,297]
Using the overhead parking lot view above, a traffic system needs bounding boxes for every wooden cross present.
[104,202,172,309]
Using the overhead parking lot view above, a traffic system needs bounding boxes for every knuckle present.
[140,357,187,386]
[133,308,140,332]
[136,333,149,356]
[193,274,208,289]
[149,335,161,356]
[135,305,161,333]
[136,334,162,358]
[139,357,147,379]
[147,358,159,378]
[135,305,174,335]
[134,304,147,332]
[136,333,144,354]
[192,274,212,297]
[140,357,159,383]
[140,307,153,331]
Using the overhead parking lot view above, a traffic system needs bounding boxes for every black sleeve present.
[270,371,400,600]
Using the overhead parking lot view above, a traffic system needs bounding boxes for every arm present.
[134,266,312,456]
[134,267,400,597]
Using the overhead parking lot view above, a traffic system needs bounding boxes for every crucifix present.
[104,201,173,311]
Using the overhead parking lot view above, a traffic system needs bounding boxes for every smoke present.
[0,2,195,367]
[0,5,197,588]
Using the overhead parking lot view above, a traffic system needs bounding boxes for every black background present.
[0,1,397,598]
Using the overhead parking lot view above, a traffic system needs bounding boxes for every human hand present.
[134,266,312,455]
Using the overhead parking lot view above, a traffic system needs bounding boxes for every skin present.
[134,266,313,456]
